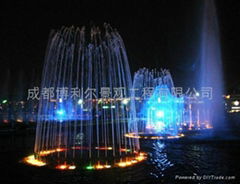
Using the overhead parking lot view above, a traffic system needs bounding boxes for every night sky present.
[0,0,239,99]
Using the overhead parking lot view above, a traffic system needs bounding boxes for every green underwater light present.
[86,165,94,170]
[2,99,7,104]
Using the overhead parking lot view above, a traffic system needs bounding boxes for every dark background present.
[0,0,239,100]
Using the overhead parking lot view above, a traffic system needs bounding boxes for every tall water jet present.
[25,24,145,170]
[199,0,224,128]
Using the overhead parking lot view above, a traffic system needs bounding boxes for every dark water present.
[1,130,240,184]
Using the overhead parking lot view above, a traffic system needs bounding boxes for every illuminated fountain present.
[198,0,224,129]
[143,85,184,136]
[24,24,146,170]
[127,0,225,137]
[181,0,225,132]
[126,68,185,140]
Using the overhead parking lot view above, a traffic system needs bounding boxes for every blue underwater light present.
[55,109,67,121]
[156,110,164,118]
[56,109,66,116]
[143,85,184,135]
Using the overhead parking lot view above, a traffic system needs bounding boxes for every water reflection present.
[149,141,173,178]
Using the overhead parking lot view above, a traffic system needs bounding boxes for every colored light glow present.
[125,161,133,166]
[225,95,230,99]
[229,109,240,113]
[16,119,23,123]
[86,165,94,170]
[24,155,46,167]
[142,85,184,135]
[122,98,129,105]
[233,100,239,106]
[56,164,76,170]
[39,150,56,156]
[125,132,184,140]
[55,109,67,121]
[102,105,109,109]
[56,109,65,115]
[38,148,66,156]
[95,164,104,169]
[59,98,63,103]
[120,148,131,152]
[131,160,138,164]
[24,149,147,170]
[146,125,154,129]
[68,165,76,170]
[116,154,147,168]
[78,99,83,105]
[95,146,112,150]
[156,110,164,118]
[125,133,141,139]
[2,100,7,104]
[136,155,145,161]
[86,163,112,170]
[206,124,213,129]
[104,165,111,168]
[56,164,67,170]
[232,105,240,108]
[56,148,65,152]
[118,162,127,167]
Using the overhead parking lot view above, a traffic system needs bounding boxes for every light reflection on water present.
[149,141,173,178]
[1,133,240,184]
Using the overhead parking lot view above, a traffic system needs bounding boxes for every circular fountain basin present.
[23,146,147,170]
